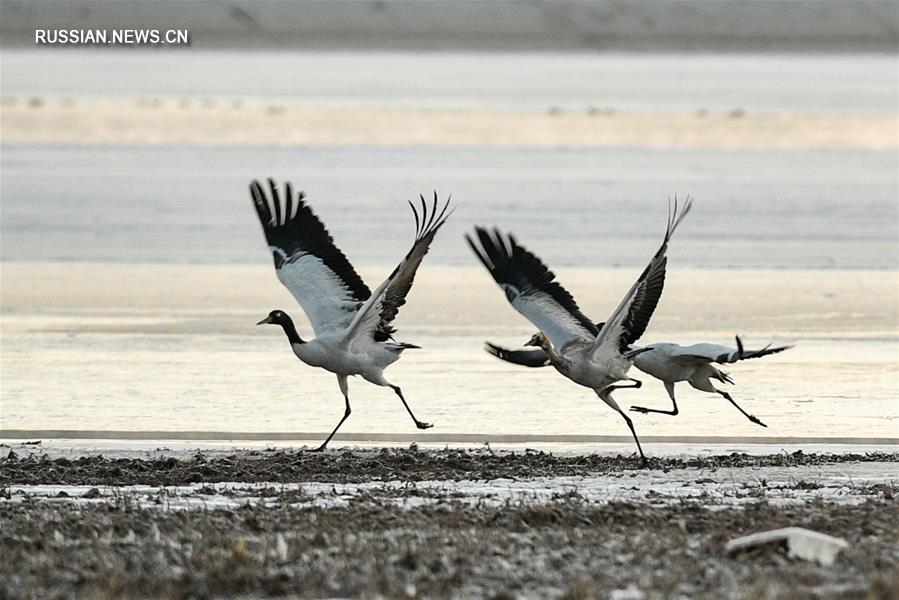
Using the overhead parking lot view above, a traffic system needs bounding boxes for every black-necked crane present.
[466,199,692,463]
[251,179,451,451]
[626,337,791,426]
[485,336,791,428]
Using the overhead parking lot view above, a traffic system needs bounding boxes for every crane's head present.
[524,331,549,350]
[256,309,291,326]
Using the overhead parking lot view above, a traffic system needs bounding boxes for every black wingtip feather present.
[268,178,282,226]
[733,337,793,361]
[409,200,421,236]
[250,181,269,226]
[284,181,294,223]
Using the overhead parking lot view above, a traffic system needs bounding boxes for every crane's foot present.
[629,405,677,416]
[309,444,329,452]
[415,421,433,430]
[749,415,768,428]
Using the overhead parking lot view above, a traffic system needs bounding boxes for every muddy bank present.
[1,495,897,599]
[2,448,897,598]
[2,447,896,486]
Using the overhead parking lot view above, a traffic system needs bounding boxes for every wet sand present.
[3,98,896,149]
[3,263,897,335]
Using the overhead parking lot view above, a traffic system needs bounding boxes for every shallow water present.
[1,261,896,442]
[1,330,895,439]
[1,144,896,268]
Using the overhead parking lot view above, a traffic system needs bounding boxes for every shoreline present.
[3,444,896,485]
[2,432,897,447]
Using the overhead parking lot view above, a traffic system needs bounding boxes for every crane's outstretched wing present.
[466,227,598,351]
[592,197,692,361]
[374,193,452,341]
[342,193,452,346]
[671,336,793,365]
[484,342,551,367]
[251,179,371,335]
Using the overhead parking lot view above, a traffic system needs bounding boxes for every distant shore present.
[2,97,895,149]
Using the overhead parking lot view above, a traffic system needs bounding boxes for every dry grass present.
[1,496,897,599]
[2,448,897,598]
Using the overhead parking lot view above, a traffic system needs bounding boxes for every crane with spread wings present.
[252,179,451,451]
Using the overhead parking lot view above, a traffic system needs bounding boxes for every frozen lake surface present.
[2,144,896,269]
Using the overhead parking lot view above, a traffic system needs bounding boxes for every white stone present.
[611,584,645,600]
[725,527,848,566]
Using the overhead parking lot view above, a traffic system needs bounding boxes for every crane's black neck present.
[278,315,305,345]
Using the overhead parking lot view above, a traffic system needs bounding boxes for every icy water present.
[3,49,897,113]
[1,50,897,446]
[2,144,896,269]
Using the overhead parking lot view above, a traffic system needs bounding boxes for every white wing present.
[668,336,792,365]
[466,227,597,350]
[251,179,371,335]
[274,255,366,334]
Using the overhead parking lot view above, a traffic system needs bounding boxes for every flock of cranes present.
[252,179,790,462]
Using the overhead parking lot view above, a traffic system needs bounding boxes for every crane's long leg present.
[630,381,680,416]
[719,390,768,428]
[616,378,642,390]
[390,385,433,430]
[312,375,352,452]
[689,376,768,428]
[597,387,647,465]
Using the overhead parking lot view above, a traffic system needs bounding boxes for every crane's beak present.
[256,316,272,326]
